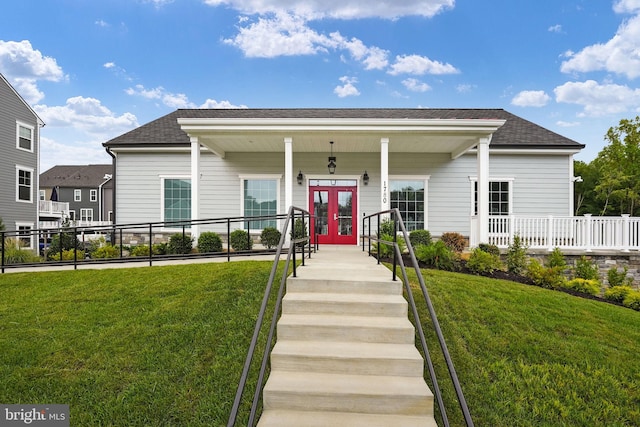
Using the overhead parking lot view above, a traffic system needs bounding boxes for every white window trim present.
[160,175,191,230]
[74,189,82,202]
[16,222,35,250]
[469,176,515,216]
[39,190,46,201]
[68,210,76,221]
[15,165,34,203]
[389,175,430,230]
[80,208,93,222]
[16,121,34,153]
[90,189,98,202]
[239,174,282,231]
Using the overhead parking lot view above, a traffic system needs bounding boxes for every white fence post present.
[547,215,554,252]
[584,214,592,252]
[622,214,630,252]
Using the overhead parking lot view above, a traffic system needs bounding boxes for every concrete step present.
[286,276,402,295]
[262,371,433,416]
[276,314,415,344]
[282,292,408,317]
[257,409,438,427]
[270,340,424,377]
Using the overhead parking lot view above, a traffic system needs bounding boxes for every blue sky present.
[2,0,640,172]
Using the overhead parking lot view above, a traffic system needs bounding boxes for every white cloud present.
[402,78,431,92]
[548,24,562,33]
[560,14,640,79]
[556,120,581,127]
[0,40,66,103]
[388,54,459,76]
[334,76,360,97]
[34,96,139,136]
[204,0,454,19]
[613,0,640,14]
[40,136,112,172]
[95,19,110,27]
[126,84,247,108]
[554,80,640,117]
[456,83,475,93]
[511,90,551,107]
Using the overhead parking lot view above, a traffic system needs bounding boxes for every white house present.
[103,109,584,246]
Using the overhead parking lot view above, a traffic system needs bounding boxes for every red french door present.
[310,184,357,245]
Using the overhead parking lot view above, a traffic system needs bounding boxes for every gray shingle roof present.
[40,164,113,188]
[103,108,584,149]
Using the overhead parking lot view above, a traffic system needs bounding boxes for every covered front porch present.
[178,116,506,245]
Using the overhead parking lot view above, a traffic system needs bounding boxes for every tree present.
[573,160,600,215]
[593,116,640,216]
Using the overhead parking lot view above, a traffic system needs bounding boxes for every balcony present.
[39,200,69,218]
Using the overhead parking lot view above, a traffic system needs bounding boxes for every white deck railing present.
[474,214,640,251]
[39,200,70,217]
[39,220,113,229]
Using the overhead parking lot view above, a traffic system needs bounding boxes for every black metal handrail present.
[1,213,299,273]
[227,206,313,427]
[362,208,474,427]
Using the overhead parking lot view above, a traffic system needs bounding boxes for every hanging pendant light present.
[328,141,336,174]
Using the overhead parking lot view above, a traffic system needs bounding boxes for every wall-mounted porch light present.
[297,170,304,185]
[363,171,369,185]
[328,141,336,174]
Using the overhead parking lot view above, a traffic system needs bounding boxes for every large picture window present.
[163,178,191,226]
[16,166,33,202]
[242,178,278,229]
[390,179,427,231]
[473,180,512,215]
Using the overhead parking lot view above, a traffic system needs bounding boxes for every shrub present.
[198,231,223,253]
[478,243,500,257]
[373,233,406,258]
[291,218,308,248]
[604,285,632,304]
[167,233,194,255]
[48,231,80,258]
[506,234,528,276]
[546,247,567,270]
[153,243,167,255]
[562,278,601,296]
[130,245,152,257]
[467,248,503,275]
[230,229,252,251]
[574,255,600,281]
[2,238,40,264]
[440,232,466,252]
[623,290,640,311]
[49,249,78,261]
[409,229,431,249]
[607,266,633,287]
[378,218,396,236]
[92,245,119,259]
[415,241,458,271]
[260,227,281,249]
[526,259,566,289]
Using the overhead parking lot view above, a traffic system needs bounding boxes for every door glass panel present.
[337,191,353,236]
[314,191,329,235]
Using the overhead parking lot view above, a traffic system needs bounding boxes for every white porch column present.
[190,137,201,240]
[381,138,389,212]
[284,137,293,211]
[477,137,491,245]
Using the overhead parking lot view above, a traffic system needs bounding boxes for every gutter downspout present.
[105,147,116,224]
[98,174,112,222]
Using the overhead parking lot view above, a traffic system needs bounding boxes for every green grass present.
[1,263,639,426]
[409,268,640,427]
[0,262,283,426]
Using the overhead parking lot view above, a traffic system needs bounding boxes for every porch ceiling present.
[178,118,506,158]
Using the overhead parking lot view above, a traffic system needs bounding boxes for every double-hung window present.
[16,223,34,249]
[162,177,191,227]
[74,189,81,202]
[389,177,428,231]
[90,189,97,202]
[16,166,33,203]
[16,122,34,152]
[241,176,279,230]
[80,208,93,222]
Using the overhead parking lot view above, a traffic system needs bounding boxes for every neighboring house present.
[0,73,44,249]
[39,164,113,226]
[103,109,584,246]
